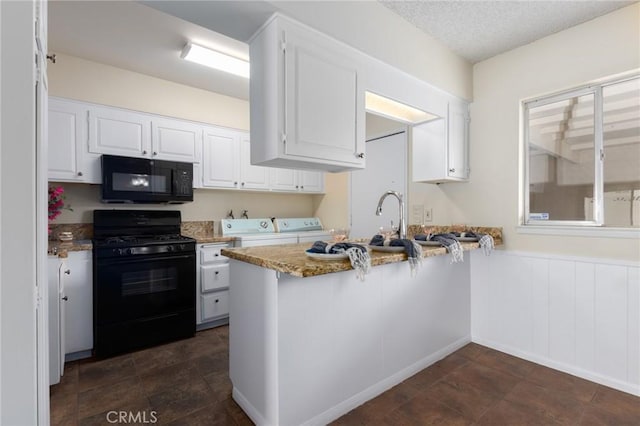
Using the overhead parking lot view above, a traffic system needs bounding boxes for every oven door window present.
[96,253,195,324]
[121,265,177,296]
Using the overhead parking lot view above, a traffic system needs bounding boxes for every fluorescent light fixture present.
[181,43,250,78]
[365,91,439,124]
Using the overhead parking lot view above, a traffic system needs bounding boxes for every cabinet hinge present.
[281,40,286,52]
[34,53,40,84]
[282,133,287,145]
[599,149,605,161]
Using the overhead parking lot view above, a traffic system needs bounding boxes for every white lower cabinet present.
[197,243,231,327]
[201,291,230,321]
[63,251,93,355]
[48,250,93,377]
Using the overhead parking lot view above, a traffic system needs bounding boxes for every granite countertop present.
[48,240,93,258]
[221,237,502,278]
[195,236,235,244]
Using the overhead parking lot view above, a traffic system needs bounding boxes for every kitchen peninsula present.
[222,227,502,426]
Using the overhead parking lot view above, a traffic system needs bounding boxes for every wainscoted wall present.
[470,250,640,396]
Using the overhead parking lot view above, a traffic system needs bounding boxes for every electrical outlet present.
[424,207,433,222]
[411,204,424,224]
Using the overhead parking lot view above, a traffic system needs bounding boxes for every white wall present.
[421,3,640,261]
[0,1,38,423]
[48,54,250,131]
[270,1,472,101]
[471,250,640,396]
[54,183,316,226]
[48,54,318,225]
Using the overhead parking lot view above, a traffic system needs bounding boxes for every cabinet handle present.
[77,171,83,176]
[64,269,70,275]
[356,152,365,159]
[241,182,245,186]
[215,299,219,303]
[301,186,304,190]
[234,181,238,186]
[142,150,147,155]
[61,296,68,301]
[215,271,219,275]
[153,151,158,156]
[214,253,219,257]
[449,168,456,173]
[295,185,299,189]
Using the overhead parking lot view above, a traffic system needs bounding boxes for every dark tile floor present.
[51,326,640,425]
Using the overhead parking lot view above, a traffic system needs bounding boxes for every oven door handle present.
[97,253,195,265]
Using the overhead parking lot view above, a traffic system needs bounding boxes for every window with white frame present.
[523,75,640,227]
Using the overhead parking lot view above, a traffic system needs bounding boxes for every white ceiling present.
[48,1,635,101]
[379,0,635,64]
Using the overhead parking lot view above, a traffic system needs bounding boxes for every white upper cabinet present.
[239,134,270,190]
[151,117,201,163]
[446,99,470,180]
[88,105,201,163]
[270,168,298,192]
[250,14,366,172]
[202,130,271,191]
[412,97,470,183]
[202,126,239,189]
[298,170,324,193]
[269,168,325,193]
[48,99,86,181]
[88,105,152,157]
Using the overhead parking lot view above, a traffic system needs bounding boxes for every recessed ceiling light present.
[365,91,439,124]
[181,43,250,79]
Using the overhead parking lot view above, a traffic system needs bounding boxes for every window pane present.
[602,78,640,227]
[528,93,595,221]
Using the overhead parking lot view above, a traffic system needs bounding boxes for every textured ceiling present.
[379,1,635,63]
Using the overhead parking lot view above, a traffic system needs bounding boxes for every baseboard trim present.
[473,336,640,397]
[301,335,471,426]
[232,387,271,426]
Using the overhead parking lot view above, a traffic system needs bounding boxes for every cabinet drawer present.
[201,291,229,321]
[199,245,228,263]
[201,263,229,293]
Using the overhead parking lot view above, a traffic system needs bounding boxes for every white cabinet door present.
[250,15,365,171]
[202,127,239,189]
[48,99,87,181]
[239,134,270,190]
[447,99,470,180]
[298,170,324,193]
[151,117,201,163]
[412,97,470,183]
[48,256,64,384]
[88,105,151,157]
[63,251,92,354]
[270,168,299,192]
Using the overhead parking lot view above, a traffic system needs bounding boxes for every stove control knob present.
[112,249,120,255]
[125,248,133,255]
[260,221,268,228]
[166,246,174,252]
[179,244,186,251]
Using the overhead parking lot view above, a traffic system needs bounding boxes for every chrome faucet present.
[375,190,406,239]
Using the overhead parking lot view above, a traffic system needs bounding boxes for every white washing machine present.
[221,218,298,247]
[273,217,332,243]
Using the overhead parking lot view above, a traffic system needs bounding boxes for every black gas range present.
[93,210,196,358]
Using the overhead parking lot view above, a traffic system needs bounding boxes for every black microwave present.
[101,155,193,203]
